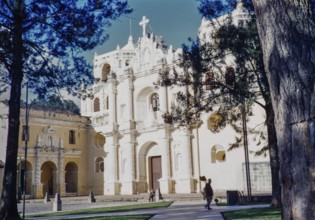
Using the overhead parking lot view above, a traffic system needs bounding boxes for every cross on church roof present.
[139,16,149,37]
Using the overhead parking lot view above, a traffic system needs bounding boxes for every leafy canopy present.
[28,94,81,115]
[0,0,132,97]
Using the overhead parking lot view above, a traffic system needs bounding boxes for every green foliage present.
[0,0,132,96]
[207,112,225,133]
[156,1,271,154]
[29,94,80,115]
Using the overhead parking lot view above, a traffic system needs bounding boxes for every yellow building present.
[0,102,105,199]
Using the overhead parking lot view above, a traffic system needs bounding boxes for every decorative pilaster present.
[159,124,173,194]
[104,136,120,195]
[120,141,136,194]
[33,138,43,198]
[158,75,168,122]
[108,77,118,128]
[174,127,195,193]
[127,69,135,122]
[58,139,66,196]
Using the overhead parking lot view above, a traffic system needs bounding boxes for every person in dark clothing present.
[203,178,213,210]
[149,189,155,202]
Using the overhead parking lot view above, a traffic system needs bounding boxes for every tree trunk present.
[265,102,281,207]
[0,1,25,219]
[253,0,315,219]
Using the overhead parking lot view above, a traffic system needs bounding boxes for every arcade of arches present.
[17,160,80,198]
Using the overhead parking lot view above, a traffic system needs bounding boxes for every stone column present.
[33,143,43,198]
[159,124,173,194]
[120,141,136,194]
[127,70,135,122]
[58,143,66,196]
[108,79,118,126]
[175,127,194,193]
[158,80,168,119]
[104,135,120,195]
[121,69,136,130]
[104,76,120,195]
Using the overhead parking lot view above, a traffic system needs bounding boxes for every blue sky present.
[92,0,202,57]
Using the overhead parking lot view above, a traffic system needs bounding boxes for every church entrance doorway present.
[150,156,161,190]
[41,161,57,196]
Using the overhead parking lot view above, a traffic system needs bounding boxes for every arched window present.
[95,157,104,173]
[151,93,159,111]
[94,98,100,112]
[102,64,111,82]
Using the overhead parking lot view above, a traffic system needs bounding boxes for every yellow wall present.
[17,108,93,198]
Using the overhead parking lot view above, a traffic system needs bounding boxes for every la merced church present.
[0,3,272,198]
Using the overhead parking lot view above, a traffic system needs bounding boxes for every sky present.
[88,0,202,61]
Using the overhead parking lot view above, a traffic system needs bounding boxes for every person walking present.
[203,178,213,210]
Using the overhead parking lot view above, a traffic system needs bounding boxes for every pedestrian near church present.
[203,179,213,210]
[149,188,155,202]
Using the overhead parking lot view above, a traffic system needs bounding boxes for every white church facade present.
[0,3,272,199]
[81,5,272,196]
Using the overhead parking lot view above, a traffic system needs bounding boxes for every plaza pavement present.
[18,197,269,220]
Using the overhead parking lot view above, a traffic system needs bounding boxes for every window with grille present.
[69,130,75,144]
[94,98,100,112]
[151,93,160,111]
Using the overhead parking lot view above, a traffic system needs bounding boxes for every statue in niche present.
[40,125,59,151]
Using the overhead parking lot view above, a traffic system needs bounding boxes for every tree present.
[202,1,281,207]
[0,1,131,219]
[159,0,281,206]
[252,0,315,218]
[29,94,81,115]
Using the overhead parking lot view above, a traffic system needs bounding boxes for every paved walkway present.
[19,199,269,220]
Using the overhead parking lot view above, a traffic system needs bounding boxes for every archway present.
[41,161,57,196]
[65,162,78,193]
[138,141,161,192]
[17,160,32,195]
